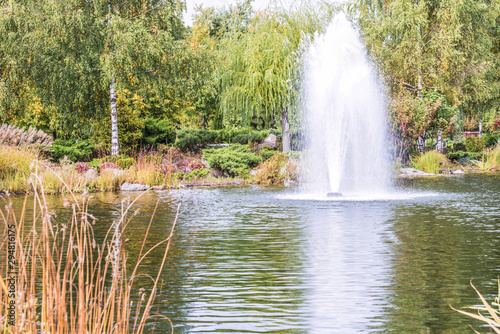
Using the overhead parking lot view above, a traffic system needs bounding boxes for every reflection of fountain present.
[302,13,391,196]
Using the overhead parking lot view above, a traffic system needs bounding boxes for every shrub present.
[465,136,485,152]
[446,150,483,162]
[50,139,95,162]
[188,159,209,171]
[203,144,262,177]
[185,168,210,181]
[411,151,449,174]
[255,153,288,185]
[483,133,499,148]
[258,147,276,160]
[92,155,136,170]
[75,162,90,174]
[175,129,219,151]
[450,142,466,152]
[231,130,268,144]
[142,118,176,146]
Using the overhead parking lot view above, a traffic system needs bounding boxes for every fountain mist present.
[301,13,391,196]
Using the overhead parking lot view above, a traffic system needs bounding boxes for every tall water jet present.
[301,13,391,196]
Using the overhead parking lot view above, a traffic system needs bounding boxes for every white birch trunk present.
[110,78,119,156]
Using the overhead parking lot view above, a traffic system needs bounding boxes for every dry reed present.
[451,280,500,333]
[0,173,178,333]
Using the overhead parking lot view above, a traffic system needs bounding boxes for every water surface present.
[6,174,500,333]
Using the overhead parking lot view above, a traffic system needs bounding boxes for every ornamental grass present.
[0,175,178,333]
[411,150,449,174]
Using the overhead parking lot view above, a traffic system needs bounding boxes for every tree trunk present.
[110,78,119,156]
[281,108,291,153]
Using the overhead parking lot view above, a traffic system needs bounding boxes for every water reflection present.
[299,201,394,333]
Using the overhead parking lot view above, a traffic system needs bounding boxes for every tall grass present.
[411,151,449,174]
[0,146,41,193]
[474,148,500,172]
[0,175,178,333]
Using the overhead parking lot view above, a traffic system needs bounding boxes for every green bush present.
[465,136,485,152]
[89,155,136,170]
[216,128,269,144]
[446,151,483,163]
[231,130,268,144]
[142,118,176,146]
[258,147,276,160]
[203,144,262,177]
[175,129,219,152]
[50,139,95,162]
[450,142,466,152]
[185,168,210,181]
[483,133,499,148]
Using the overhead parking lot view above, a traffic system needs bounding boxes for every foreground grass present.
[0,176,178,333]
[452,280,500,333]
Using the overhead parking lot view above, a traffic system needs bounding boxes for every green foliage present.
[450,142,466,152]
[50,139,95,163]
[258,147,276,161]
[175,129,219,151]
[411,151,449,174]
[465,137,485,153]
[446,151,483,163]
[357,0,500,110]
[483,133,499,148]
[91,95,145,154]
[203,144,262,177]
[219,6,334,129]
[185,168,210,181]
[142,118,176,146]
[90,155,136,170]
[230,130,268,144]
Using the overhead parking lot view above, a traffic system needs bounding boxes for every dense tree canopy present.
[0,0,499,158]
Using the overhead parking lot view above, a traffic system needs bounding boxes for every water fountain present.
[301,13,391,197]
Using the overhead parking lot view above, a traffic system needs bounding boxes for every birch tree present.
[0,0,185,155]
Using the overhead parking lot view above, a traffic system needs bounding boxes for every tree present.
[218,5,334,152]
[355,0,500,157]
[0,0,185,154]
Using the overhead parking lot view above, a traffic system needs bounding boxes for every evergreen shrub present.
[445,151,483,163]
[50,139,95,162]
[142,118,176,146]
[483,133,499,148]
[175,129,219,151]
[465,136,485,152]
[203,144,262,177]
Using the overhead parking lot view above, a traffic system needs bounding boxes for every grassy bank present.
[0,145,298,194]
[0,179,177,332]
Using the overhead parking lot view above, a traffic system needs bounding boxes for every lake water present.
[7,174,500,333]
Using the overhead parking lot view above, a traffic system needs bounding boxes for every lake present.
[7,173,500,333]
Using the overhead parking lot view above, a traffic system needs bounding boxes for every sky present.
[183,0,282,26]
